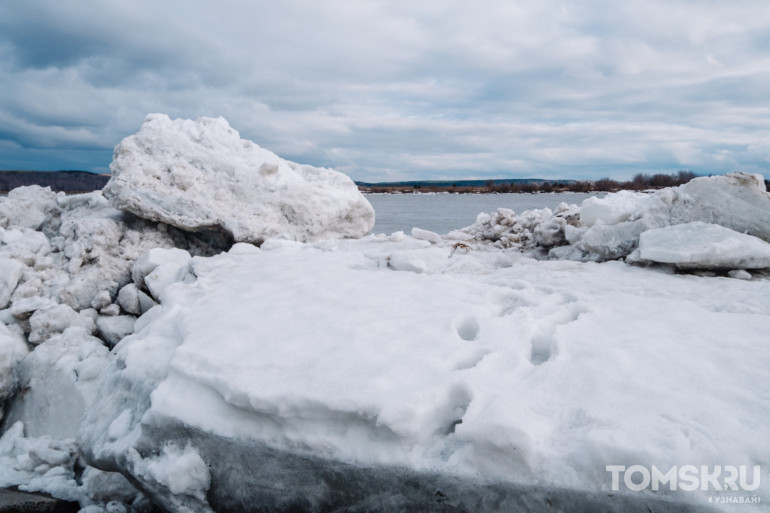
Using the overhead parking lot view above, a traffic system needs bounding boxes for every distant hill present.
[0,170,110,193]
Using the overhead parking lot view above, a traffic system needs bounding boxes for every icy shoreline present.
[1,115,768,512]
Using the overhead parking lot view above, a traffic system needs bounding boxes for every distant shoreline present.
[0,170,109,194]
[357,171,704,194]
[3,169,767,196]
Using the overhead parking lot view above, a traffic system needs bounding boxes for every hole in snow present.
[442,384,473,435]
[529,333,555,365]
[454,314,480,341]
[453,350,489,371]
[447,419,463,434]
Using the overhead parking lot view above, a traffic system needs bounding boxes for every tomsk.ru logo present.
[606,465,761,492]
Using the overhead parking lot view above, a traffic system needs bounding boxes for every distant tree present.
[676,170,697,184]
[493,182,512,193]
[593,177,620,191]
[649,173,676,187]
[569,181,592,192]
[630,173,651,190]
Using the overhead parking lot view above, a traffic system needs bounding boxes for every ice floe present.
[104,114,374,244]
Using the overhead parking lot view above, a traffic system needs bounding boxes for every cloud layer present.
[1,0,769,180]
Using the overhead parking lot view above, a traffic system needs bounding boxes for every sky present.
[1,1,769,182]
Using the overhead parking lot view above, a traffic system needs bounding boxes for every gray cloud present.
[1,0,769,179]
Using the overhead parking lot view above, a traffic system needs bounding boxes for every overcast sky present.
[1,1,769,181]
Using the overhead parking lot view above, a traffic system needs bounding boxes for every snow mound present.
[630,222,770,269]
[104,114,375,244]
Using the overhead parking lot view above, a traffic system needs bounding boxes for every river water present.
[366,192,603,235]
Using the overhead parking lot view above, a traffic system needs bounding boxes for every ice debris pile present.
[459,172,770,271]
[0,115,375,512]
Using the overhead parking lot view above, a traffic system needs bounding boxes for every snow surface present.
[79,235,769,511]
[104,114,375,244]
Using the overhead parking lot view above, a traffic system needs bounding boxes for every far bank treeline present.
[0,170,109,193]
[358,171,770,194]
[2,169,768,195]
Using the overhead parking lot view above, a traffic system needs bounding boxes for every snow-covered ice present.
[0,119,768,512]
[572,172,770,260]
[77,235,769,511]
[104,114,375,244]
[631,222,770,269]
[458,172,770,264]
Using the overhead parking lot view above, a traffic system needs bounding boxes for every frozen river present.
[366,192,604,235]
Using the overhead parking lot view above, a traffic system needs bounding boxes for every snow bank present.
[104,114,375,244]
[79,237,770,511]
